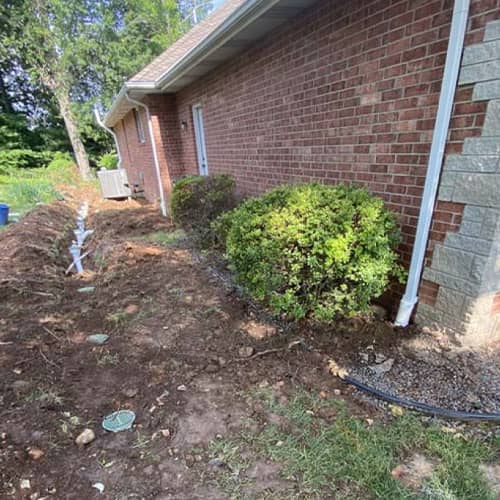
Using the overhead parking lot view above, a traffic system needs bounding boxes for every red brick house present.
[104,0,500,346]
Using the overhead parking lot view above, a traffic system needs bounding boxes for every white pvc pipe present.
[395,0,470,326]
[124,93,168,217]
[94,108,123,170]
[69,243,84,274]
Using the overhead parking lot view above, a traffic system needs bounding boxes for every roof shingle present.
[130,0,247,83]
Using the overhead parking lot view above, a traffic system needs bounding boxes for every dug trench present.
[0,199,498,499]
[0,200,354,499]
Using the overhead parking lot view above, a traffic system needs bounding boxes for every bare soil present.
[0,190,498,499]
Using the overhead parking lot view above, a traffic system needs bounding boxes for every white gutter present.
[124,93,168,217]
[104,0,282,127]
[155,0,281,90]
[395,0,470,326]
[94,107,123,169]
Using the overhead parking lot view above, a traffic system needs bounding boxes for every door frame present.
[192,104,208,176]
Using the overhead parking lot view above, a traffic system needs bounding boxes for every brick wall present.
[174,0,499,268]
[114,107,159,202]
[112,0,500,342]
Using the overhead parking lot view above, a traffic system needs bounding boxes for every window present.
[133,108,145,144]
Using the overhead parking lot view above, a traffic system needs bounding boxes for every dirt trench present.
[0,199,359,499]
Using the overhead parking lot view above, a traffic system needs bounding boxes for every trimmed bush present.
[170,174,236,243]
[215,183,404,321]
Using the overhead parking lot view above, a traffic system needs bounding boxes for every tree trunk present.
[56,92,92,180]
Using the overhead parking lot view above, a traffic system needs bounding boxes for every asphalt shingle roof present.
[129,0,247,83]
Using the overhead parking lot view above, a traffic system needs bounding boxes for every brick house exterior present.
[104,0,500,346]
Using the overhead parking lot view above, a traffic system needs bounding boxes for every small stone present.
[122,388,138,398]
[92,482,105,494]
[369,358,394,376]
[160,429,171,439]
[27,447,44,460]
[20,479,31,489]
[238,346,255,358]
[319,391,328,399]
[87,334,109,345]
[371,304,388,320]
[333,389,341,396]
[366,418,374,426]
[177,384,187,392]
[75,428,95,446]
[389,405,404,417]
[125,304,139,315]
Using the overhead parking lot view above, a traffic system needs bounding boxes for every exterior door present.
[192,104,208,176]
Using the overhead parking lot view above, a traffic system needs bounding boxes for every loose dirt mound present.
[0,203,74,303]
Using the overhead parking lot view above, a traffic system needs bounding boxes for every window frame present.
[133,108,146,144]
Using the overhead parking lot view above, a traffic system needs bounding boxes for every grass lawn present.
[211,390,499,499]
[0,161,79,218]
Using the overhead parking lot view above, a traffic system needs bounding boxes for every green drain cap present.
[102,410,136,433]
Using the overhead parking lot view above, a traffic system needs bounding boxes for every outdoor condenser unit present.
[97,169,132,199]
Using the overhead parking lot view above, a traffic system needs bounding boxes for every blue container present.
[0,204,9,225]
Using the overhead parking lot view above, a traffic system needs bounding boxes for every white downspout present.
[94,107,123,170]
[395,0,470,326]
[124,93,168,217]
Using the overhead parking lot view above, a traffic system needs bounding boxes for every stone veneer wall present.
[416,19,500,346]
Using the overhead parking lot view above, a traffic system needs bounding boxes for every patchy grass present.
[0,161,79,216]
[211,391,498,499]
[142,229,187,246]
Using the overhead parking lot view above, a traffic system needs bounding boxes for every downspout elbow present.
[94,107,123,170]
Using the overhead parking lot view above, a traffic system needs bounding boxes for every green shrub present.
[0,149,53,170]
[97,152,119,170]
[170,174,236,243]
[215,183,404,321]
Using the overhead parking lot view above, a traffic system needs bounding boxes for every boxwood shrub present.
[170,174,236,243]
[215,183,404,321]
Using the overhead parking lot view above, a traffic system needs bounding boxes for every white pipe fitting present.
[69,243,84,274]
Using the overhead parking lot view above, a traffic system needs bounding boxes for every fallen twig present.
[42,326,63,342]
[38,347,60,369]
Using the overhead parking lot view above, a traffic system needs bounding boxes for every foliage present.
[96,152,119,170]
[213,390,497,499]
[215,183,403,321]
[171,174,236,244]
[0,154,78,213]
[1,0,221,175]
[0,149,54,171]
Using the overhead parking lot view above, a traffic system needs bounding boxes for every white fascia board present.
[155,0,282,91]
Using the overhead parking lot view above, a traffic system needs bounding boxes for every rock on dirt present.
[239,346,255,358]
[75,429,95,446]
[391,454,436,490]
[240,320,276,339]
[27,447,44,460]
[369,358,394,376]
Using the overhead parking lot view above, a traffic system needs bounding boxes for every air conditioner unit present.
[97,169,132,199]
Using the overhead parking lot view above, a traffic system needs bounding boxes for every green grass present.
[142,229,187,246]
[0,161,79,216]
[212,391,498,499]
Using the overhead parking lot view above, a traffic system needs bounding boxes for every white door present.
[192,104,208,176]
